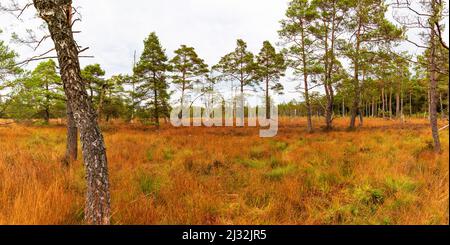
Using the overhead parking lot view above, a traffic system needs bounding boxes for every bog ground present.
[0,118,448,225]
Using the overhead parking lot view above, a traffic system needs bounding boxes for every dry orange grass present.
[0,117,448,224]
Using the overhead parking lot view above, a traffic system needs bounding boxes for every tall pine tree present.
[134,32,171,127]
[170,45,208,113]
[255,41,286,119]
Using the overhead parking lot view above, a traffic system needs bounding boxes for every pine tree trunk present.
[266,77,270,120]
[409,91,413,116]
[97,86,105,122]
[45,81,50,124]
[372,98,375,117]
[381,88,385,118]
[429,23,441,152]
[65,101,78,164]
[300,19,313,133]
[33,0,111,224]
[154,85,159,127]
[350,19,361,129]
[428,89,431,119]
[389,89,393,119]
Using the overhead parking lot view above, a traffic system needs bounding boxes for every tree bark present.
[429,19,441,152]
[153,76,160,127]
[33,0,111,224]
[350,16,361,129]
[372,98,375,117]
[44,80,50,124]
[300,19,313,133]
[389,89,393,119]
[381,87,385,118]
[409,91,413,116]
[265,77,270,120]
[96,85,106,122]
[65,101,78,164]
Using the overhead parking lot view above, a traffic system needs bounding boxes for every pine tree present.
[279,0,317,133]
[342,0,403,129]
[81,64,106,113]
[134,32,171,127]
[255,41,286,119]
[213,39,256,126]
[170,45,208,114]
[310,0,350,130]
[0,29,21,116]
[102,75,126,122]
[0,29,21,81]
[25,60,64,123]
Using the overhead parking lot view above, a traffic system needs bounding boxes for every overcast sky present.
[0,0,448,103]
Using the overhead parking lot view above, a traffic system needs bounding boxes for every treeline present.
[0,0,448,224]
[2,1,448,131]
[0,33,288,126]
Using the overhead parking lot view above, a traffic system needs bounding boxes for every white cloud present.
[73,0,290,76]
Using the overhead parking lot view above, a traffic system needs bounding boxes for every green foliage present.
[138,173,161,196]
[81,63,106,99]
[265,165,296,181]
[213,39,256,92]
[255,41,286,95]
[0,30,21,81]
[134,32,171,125]
[170,45,209,106]
[162,147,174,160]
[5,60,65,121]
[353,184,385,206]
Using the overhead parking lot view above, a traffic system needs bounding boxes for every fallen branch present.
[0,122,14,126]
[438,124,449,132]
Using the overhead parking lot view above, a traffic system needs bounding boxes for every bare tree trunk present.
[409,91,413,116]
[324,85,334,130]
[65,101,78,164]
[372,98,375,117]
[401,90,404,123]
[266,77,270,120]
[96,86,106,122]
[300,19,313,133]
[382,88,385,118]
[396,92,400,119]
[154,88,159,127]
[429,22,441,152]
[389,89,393,119]
[33,0,111,224]
[428,89,431,119]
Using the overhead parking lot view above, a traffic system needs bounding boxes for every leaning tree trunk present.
[33,0,111,224]
[65,101,78,164]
